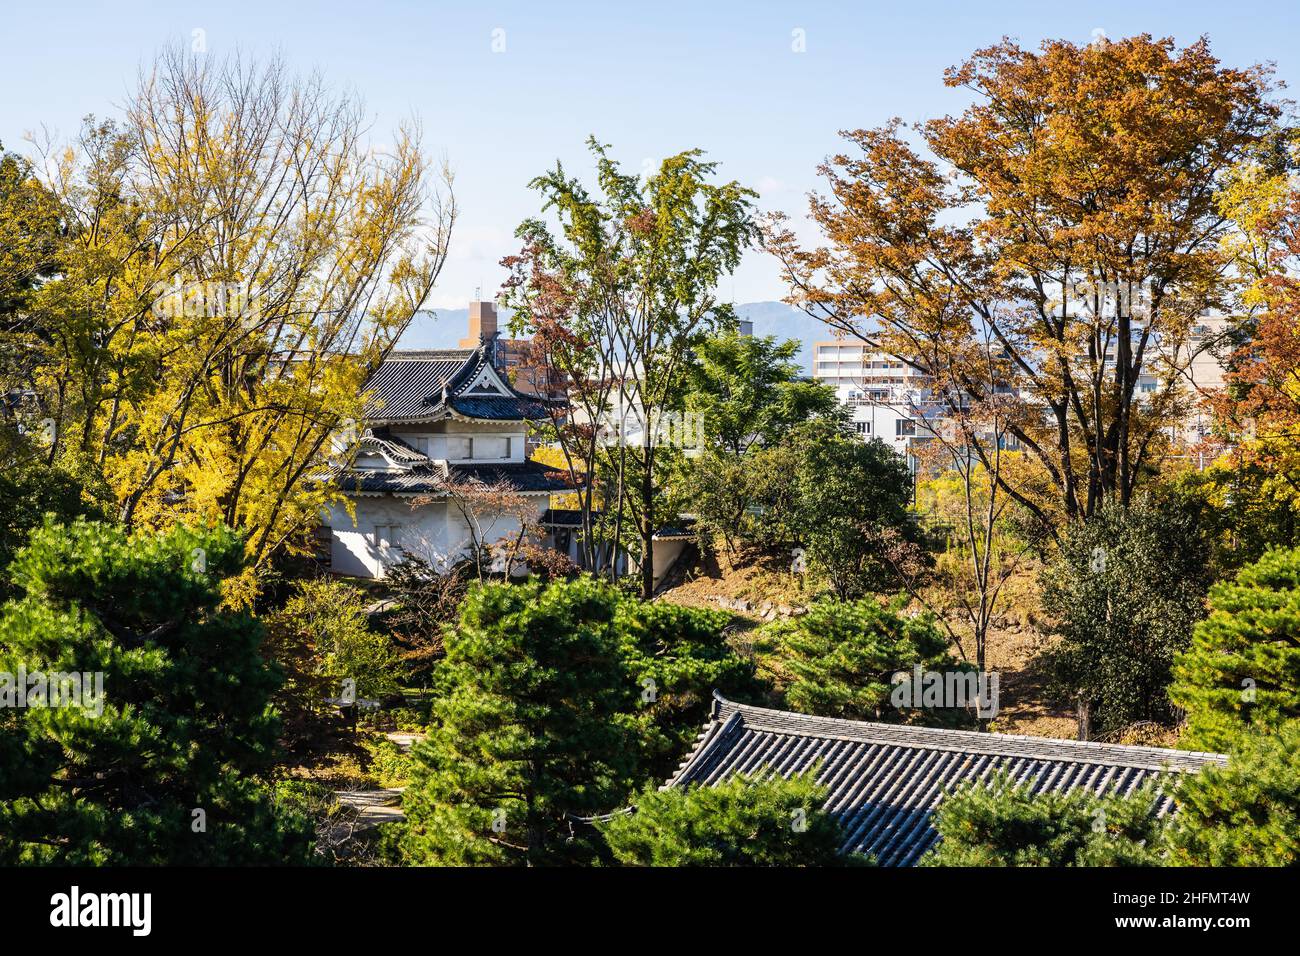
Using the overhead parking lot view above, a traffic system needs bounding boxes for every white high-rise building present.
[812,340,940,457]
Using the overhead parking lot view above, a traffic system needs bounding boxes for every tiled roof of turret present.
[340,458,574,496]
[364,345,552,424]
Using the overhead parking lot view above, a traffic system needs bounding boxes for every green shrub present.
[922,773,1168,867]
[1171,546,1300,752]
[398,575,763,865]
[617,597,761,779]
[602,770,862,866]
[268,577,407,704]
[363,737,414,788]
[1167,721,1300,866]
[1041,495,1211,735]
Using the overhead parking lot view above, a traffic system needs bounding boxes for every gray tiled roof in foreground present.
[667,693,1227,866]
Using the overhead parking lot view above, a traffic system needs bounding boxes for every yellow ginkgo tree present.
[23,47,455,594]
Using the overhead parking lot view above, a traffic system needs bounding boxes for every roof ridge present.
[356,430,429,466]
[709,693,1225,772]
[384,348,476,360]
[663,710,741,790]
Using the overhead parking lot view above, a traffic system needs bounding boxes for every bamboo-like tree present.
[891,332,1037,677]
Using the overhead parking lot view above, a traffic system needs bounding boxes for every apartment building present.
[814,309,1232,463]
[812,340,940,457]
[1165,315,1232,447]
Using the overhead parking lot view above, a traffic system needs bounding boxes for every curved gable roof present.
[364,346,552,424]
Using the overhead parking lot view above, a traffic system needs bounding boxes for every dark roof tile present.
[665,694,1226,866]
[363,354,470,421]
[363,346,550,423]
[339,459,573,496]
[446,461,576,493]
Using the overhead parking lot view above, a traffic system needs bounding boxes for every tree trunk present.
[640,442,655,599]
[1076,697,1092,742]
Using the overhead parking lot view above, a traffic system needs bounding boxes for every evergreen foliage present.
[0,519,313,864]
[1171,546,1300,752]
[1168,721,1300,866]
[1041,496,1211,735]
[399,576,639,865]
[398,575,760,864]
[923,774,1168,866]
[759,597,953,722]
[785,419,917,599]
[602,770,860,866]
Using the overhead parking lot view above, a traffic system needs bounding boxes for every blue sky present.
[2,0,1296,308]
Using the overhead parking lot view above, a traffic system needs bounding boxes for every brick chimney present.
[460,300,498,347]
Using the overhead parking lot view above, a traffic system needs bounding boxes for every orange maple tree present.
[765,34,1282,533]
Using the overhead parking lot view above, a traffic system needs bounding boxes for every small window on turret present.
[475,436,510,459]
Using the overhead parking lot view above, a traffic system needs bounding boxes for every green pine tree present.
[0,518,312,864]
[0,463,107,601]
[1171,546,1300,753]
[922,773,1168,867]
[759,596,954,722]
[399,576,642,865]
[602,770,862,866]
[615,597,761,781]
[1167,721,1300,866]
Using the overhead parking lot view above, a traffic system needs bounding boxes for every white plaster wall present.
[327,494,550,579]
[389,423,526,464]
[444,501,548,577]
[327,498,453,578]
[652,539,689,588]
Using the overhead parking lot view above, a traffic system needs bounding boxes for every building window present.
[371,524,403,557]
[896,419,916,437]
[475,435,510,459]
[853,421,870,435]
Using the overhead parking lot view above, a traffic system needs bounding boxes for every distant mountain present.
[734,301,828,375]
[396,301,829,374]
